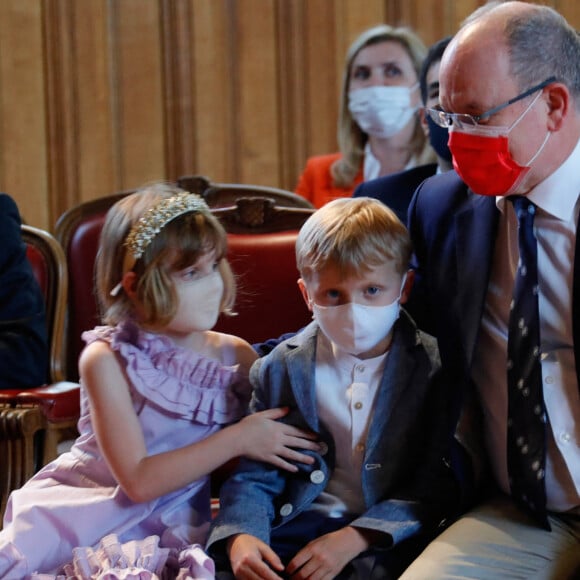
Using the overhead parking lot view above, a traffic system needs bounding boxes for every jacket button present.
[310,470,325,484]
[280,503,293,517]
[318,442,329,456]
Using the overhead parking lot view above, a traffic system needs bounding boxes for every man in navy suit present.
[401,2,580,577]
[353,35,453,223]
[0,193,48,389]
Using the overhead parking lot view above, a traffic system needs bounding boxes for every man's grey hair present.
[507,4,580,100]
[462,2,580,102]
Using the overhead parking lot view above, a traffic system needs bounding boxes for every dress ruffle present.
[82,322,251,425]
[32,534,214,580]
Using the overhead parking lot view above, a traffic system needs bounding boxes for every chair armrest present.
[0,381,80,422]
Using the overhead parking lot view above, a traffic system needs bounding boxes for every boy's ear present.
[399,269,415,304]
[121,271,139,301]
[297,278,313,312]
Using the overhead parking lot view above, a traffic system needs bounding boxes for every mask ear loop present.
[397,272,408,301]
[507,90,543,133]
[524,131,551,167]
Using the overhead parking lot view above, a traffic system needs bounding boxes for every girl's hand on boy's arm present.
[286,526,371,580]
[227,534,284,580]
[234,407,320,472]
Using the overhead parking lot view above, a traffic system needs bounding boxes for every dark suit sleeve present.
[0,194,49,389]
[405,179,433,332]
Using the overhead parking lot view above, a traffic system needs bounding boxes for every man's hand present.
[227,534,285,580]
[285,526,370,579]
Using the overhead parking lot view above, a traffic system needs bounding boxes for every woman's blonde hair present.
[332,24,432,188]
[296,197,411,280]
[96,182,235,329]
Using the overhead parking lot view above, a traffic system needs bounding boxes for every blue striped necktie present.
[507,196,548,525]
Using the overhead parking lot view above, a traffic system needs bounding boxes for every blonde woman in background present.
[296,24,435,208]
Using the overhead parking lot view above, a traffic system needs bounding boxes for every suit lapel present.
[454,194,499,368]
[365,318,417,454]
[286,329,320,432]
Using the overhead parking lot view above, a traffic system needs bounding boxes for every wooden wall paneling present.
[555,0,580,29]
[112,0,166,193]
[411,0,457,46]
[338,0,387,44]
[189,0,236,184]
[275,0,308,191]
[301,0,340,165]
[234,0,281,186]
[72,1,116,208]
[0,2,48,229]
[160,0,194,181]
[44,0,80,226]
[451,0,485,30]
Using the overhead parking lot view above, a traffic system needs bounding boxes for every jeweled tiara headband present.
[110,192,210,296]
[124,192,210,261]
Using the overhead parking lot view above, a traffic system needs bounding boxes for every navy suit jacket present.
[353,163,438,224]
[406,170,580,489]
[0,193,48,388]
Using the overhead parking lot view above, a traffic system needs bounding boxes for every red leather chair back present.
[215,231,311,344]
[55,193,130,381]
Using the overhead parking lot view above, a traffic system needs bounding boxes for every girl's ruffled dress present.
[0,321,251,579]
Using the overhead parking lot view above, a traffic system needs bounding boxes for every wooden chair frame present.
[177,174,314,209]
[0,225,77,522]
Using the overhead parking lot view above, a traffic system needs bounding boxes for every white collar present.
[363,142,416,181]
[497,137,580,222]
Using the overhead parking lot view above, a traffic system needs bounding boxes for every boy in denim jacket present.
[207,197,460,579]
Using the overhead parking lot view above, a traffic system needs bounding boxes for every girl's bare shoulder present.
[205,330,258,372]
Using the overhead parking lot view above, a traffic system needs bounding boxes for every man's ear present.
[545,82,569,132]
[297,278,313,312]
[400,269,415,305]
[121,271,139,301]
[419,107,429,138]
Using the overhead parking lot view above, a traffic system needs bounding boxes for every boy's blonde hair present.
[296,197,411,280]
[96,182,235,329]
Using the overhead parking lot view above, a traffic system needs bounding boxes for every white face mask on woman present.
[348,84,419,139]
[311,276,406,356]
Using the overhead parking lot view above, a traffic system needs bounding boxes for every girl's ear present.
[399,269,415,305]
[297,278,313,312]
[121,271,139,301]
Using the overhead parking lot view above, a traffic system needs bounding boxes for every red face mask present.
[448,92,549,196]
[449,131,530,196]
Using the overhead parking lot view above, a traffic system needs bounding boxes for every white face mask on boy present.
[311,276,406,356]
[348,85,419,139]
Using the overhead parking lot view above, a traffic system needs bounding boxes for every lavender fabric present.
[0,320,251,578]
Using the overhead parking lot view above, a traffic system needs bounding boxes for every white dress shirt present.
[309,332,387,517]
[472,138,580,511]
[363,142,417,182]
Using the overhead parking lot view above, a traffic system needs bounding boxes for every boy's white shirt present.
[309,330,388,517]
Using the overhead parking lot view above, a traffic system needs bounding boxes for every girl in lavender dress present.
[0,183,319,579]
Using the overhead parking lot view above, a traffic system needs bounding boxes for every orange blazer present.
[295,153,363,208]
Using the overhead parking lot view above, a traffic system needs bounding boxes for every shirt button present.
[354,402,363,410]
[356,364,365,373]
[545,376,554,384]
[559,432,571,444]
[318,442,329,456]
[310,470,325,484]
[279,503,293,517]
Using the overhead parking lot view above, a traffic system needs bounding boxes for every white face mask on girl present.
[348,84,419,139]
[311,277,406,356]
